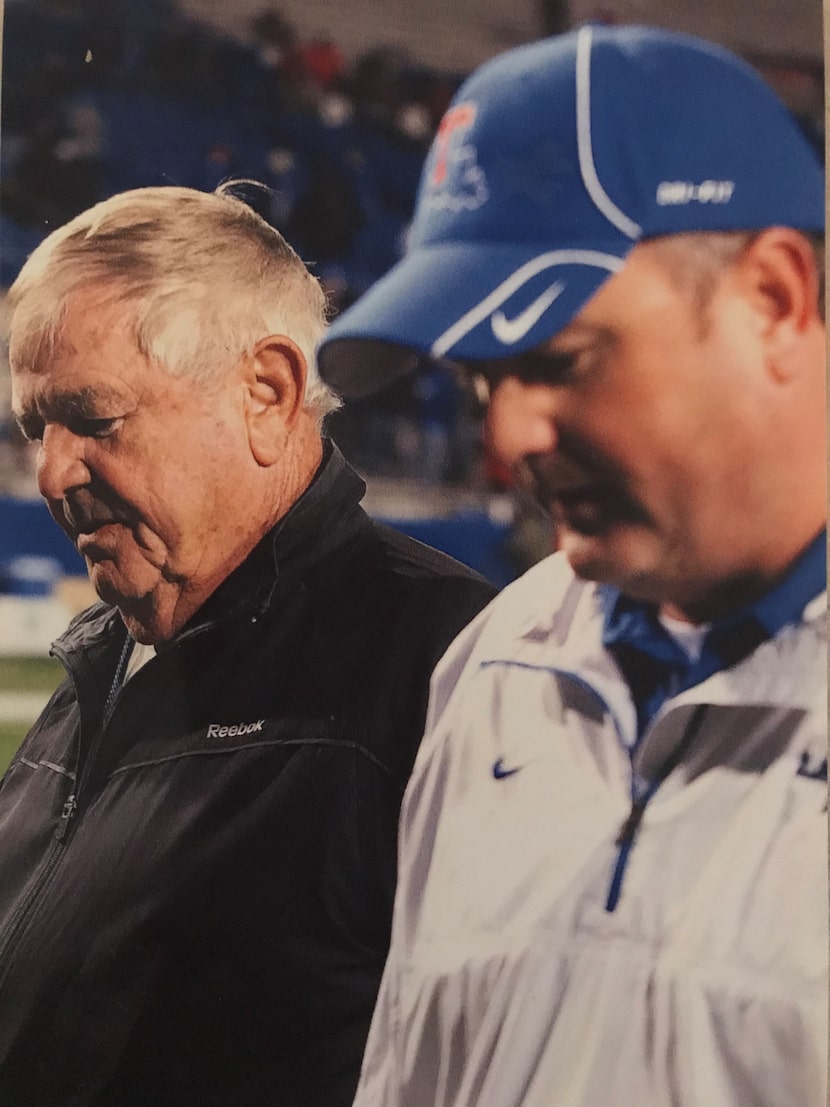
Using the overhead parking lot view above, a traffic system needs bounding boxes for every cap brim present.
[317,239,630,398]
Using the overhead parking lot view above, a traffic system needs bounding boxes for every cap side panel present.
[576,25,642,241]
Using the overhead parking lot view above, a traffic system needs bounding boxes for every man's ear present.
[244,335,308,466]
[737,229,822,376]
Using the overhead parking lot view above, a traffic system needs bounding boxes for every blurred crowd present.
[0,0,492,490]
[1,0,464,298]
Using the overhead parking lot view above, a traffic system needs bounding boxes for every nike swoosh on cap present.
[490,280,565,344]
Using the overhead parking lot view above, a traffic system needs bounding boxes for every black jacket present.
[0,444,496,1107]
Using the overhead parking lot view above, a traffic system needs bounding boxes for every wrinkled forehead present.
[11,377,130,434]
[9,283,136,374]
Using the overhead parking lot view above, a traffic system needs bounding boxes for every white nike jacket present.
[354,553,828,1107]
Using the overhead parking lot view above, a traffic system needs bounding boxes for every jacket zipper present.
[0,616,239,981]
[543,665,710,912]
[604,703,709,912]
[604,776,657,912]
[0,638,124,984]
[0,791,78,979]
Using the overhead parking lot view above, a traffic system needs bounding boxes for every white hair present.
[6,184,341,421]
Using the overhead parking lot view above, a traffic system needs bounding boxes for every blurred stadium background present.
[0,0,823,768]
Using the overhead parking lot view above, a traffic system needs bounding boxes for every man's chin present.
[558,528,614,582]
[87,559,154,609]
[558,526,684,613]
[557,522,650,587]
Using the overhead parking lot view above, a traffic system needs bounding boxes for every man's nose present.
[484,378,559,468]
[36,425,91,502]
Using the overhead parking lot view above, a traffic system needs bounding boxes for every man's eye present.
[15,418,43,442]
[512,351,583,385]
[73,417,123,439]
[454,370,491,416]
[467,351,586,393]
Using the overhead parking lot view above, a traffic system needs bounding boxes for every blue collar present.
[602,528,826,655]
[601,529,826,737]
[746,528,827,639]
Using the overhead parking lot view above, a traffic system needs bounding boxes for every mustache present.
[60,490,132,537]
[516,443,649,526]
[516,434,619,496]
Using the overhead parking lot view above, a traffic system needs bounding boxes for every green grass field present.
[0,721,30,773]
[0,656,64,772]
[0,656,64,692]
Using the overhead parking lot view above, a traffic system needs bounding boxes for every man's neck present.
[119,434,325,645]
[660,526,827,627]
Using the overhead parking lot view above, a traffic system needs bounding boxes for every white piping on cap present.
[430,249,623,357]
[576,24,642,240]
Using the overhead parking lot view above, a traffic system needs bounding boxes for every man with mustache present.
[316,25,826,1107]
[0,183,495,1105]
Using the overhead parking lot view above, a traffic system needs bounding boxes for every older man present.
[317,25,826,1107]
[0,184,495,1106]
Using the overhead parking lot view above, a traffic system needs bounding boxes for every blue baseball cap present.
[317,23,824,397]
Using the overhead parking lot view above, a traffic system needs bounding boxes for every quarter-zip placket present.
[605,703,708,912]
[0,632,130,987]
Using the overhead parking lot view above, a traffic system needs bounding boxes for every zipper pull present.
[56,793,77,841]
[615,794,648,847]
[605,780,655,913]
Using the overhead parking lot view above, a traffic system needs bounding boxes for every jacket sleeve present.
[352,601,496,1105]
[351,941,403,1106]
